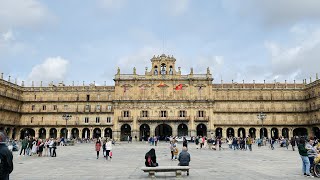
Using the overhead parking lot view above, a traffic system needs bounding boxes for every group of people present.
[297,137,320,177]
[144,136,191,176]
[18,137,58,157]
[226,136,253,151]
[95,138,113,160]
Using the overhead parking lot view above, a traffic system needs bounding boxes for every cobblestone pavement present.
[11,141,307,180]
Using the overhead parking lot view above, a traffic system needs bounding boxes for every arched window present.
[154,66,158,75]
[169,66,173,75]
[160,63,166,75]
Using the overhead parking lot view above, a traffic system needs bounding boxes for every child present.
[173,145,179,160]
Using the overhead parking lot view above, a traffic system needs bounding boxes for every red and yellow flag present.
[175,84,183,90]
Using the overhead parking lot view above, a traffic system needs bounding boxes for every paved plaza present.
[11,141,306,180]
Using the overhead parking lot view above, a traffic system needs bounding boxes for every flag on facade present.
[158,81,166,87]
[175,84,183,90]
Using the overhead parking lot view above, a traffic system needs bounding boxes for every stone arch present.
[271,128,279,139]
[249,128,256,138]
[71,128,79,139]
[93,128,101,138]
[293,128,308,137]
[226,127,234,137]
[155,124,172,140]
[60,128,67,138]
[282,128,289,138]
[313,127,320,139]
[215,127,223,138]
[120,124,131,141]
[20,128,35,139]
[104,128,112,139]
[196,124,207,137]
[39,128,46,139]
[238,128,246,138]
[177,123,188,137]
[49,128,57,139]
[82,128,90,139]
[140,124,150,141]
[260,128,268,139]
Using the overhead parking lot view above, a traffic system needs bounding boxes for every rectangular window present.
[179,110,186,117]
[43,105,46,110]
[85,105,90,111]
[198,111,204,117]
[76,95,79,101]
[53,105,57,110]
[34,95,37,100]
[161,111,167,117]
[97,94,100,100]
[86,95,90,101]
[84,117,89,123]
[31,117,34,123]
[142,111,148,117]
[31,105,35,111]
[96,117,100,123]
[106,117,111,123]
[96,105,101,111]
[107,105,112,110]
[123,111,129,117]
[64,105,68,111]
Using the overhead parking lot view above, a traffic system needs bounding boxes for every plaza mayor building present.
[0,54,319,141]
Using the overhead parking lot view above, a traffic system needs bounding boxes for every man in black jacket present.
[0,131,13,180]
[178,147,190,176]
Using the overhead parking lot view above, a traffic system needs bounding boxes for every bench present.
[141,166,190,178]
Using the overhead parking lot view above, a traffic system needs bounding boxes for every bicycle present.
[313,163,320,177]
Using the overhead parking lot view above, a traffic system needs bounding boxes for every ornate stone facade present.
[0,54,319,140]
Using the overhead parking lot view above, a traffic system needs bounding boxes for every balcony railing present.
[194,116,209,122]
[137,116,190,121]
[118,116,133,122]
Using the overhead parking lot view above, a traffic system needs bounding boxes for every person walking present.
[291,137,296,151]
[306,138,317,174]
[52,139,57,157]
[298,138,313,177]
[95,139,102,159]
[195,136,199,149]
[178,147,190,176]
[19,137,28,156]
[173,144,179,160]
[105,139,112,160]
[38,139,44,157]
[247,135,253,151]
[183,137,188,148]
[48,138,54,157]
[0,131,13,180]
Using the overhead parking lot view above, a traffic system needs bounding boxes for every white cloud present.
[28,57,69,83]
[0,0,52,31]
[165,0,190,16]
[98,0,127,10]
[222,0,320,26]
[265,27,320,80]
[2,30,14,41]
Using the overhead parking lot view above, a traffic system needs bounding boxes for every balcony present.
[137,116,190,122]
[194,116,209,122]
[118,116,133,122]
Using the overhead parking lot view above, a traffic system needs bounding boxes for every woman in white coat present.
[105,139,112,160]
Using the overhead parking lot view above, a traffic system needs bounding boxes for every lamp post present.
[62,114,72,139]
[257,112,267,139]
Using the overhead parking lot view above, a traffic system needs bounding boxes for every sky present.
[1,0,320,86]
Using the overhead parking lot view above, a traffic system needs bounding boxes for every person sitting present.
[145,148,158,167]
[178,146,190,176]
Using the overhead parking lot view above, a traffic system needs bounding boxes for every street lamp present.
[257,112,267,139]
[62,114,72,139]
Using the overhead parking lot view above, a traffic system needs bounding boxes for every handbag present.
[109,151,112,157]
